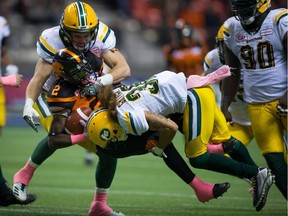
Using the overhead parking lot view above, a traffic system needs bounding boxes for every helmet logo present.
[100,129,111,141]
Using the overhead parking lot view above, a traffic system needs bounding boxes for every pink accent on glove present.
[1,74,18,86]
[71,133,89,144]
[186,65,231,89]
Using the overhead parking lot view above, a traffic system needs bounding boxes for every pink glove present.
[1,74,21,86]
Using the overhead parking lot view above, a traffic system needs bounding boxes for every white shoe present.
[109,211,125,216]
[13,183,27,201]
[251,168,274,211]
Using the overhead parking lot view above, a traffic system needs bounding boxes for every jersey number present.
[240,41,275,69]
[120,79,159,101]
[51,85,61,96]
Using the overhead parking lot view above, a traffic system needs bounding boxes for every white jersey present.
[0,16,10,76]
[203,49,223,73]
[37,21,116,91]
[115,71,187,136]
[203,49,223,106]
[204,48,251,126]
[224,9,288,103]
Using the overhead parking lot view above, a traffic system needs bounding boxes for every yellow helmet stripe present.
[63,49,81,63]
[274,9,288,25]
[75,1,87,28]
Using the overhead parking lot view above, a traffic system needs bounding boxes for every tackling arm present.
[220,43,241,122]
[102,48,131,84]
[144,111,178,157]
[25,58,53,101]
[23,58,53,132]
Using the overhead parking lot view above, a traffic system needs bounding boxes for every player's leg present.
[89,150,124,216]
[0,87,6,136]
[213,106,257,166]
[184,87,273,210]
[228,122,254,146]
[248,102,287,199]
[0,165,36,206]
[13,93,54,201]
[162,143,230,203]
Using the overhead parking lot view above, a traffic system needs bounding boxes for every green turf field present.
[0,127,286,216]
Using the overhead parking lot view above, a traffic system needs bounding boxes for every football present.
[65,107,93,135]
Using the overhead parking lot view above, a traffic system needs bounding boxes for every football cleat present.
[251,168,274,211]
[13,183,27,201]
[109,211,125,216]
[89,201,125,216]
[0,182,36,206]
[212,182,230,199]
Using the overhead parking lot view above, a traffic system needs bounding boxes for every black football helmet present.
[231,0,271,26]
[173,19,194,47]
[52,47,102,87]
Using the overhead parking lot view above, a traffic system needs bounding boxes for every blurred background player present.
[12,2,129,215]
[163,18,207,77]
[0,15,36,206]
[203,25,225,107]
[221,0,287,201]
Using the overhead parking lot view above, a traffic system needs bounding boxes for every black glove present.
[80,82,100,97]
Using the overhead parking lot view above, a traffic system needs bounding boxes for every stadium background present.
[0,0,287,126]
[1,0,286,126]
[0,1,287,215]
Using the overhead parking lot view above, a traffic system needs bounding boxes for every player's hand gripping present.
[23,98,40,132]
[80,82,100,97]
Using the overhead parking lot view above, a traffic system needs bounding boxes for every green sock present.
[0,165,6,184]
[264,153,287,199]
[95,150,118,189]
[189,152,258,179]
[31,136,56,165]
[224,137,257,166]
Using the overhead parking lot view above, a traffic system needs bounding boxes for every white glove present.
[23,98,40,132]
[151,146,167,158]
[276,103,287,118]
[5,64,19,75]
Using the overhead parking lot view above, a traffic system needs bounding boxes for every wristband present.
[5,64,19,75]
[71,134,89,144]
[1,75,17,86]
[24,98,35,107]
[97,74,113,86]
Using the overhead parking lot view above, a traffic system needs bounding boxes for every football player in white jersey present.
[221,0,287,203]
[204,24,254,152]
[0,16,37,207]
[87,70,274,211]
[12,2,130,216]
